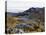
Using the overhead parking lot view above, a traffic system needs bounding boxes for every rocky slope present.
[5,7,45,34]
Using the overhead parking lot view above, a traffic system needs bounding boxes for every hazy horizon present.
[7,0,44,13]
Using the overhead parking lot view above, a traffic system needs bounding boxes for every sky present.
[7,0,45,13]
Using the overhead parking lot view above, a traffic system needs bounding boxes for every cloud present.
[7,0,44,13]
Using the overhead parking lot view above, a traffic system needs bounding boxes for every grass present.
[6,16,45,33]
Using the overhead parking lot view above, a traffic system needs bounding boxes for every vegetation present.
[5,8,45,34]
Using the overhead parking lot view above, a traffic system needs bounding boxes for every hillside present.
[5,7,45,34]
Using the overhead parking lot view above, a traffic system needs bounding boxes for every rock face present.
[23,8,44,22]
[16,23,32,29]
[5,7,45,34]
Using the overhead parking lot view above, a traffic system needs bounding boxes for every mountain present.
[6,7,44,22]
[6,7,44,16]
